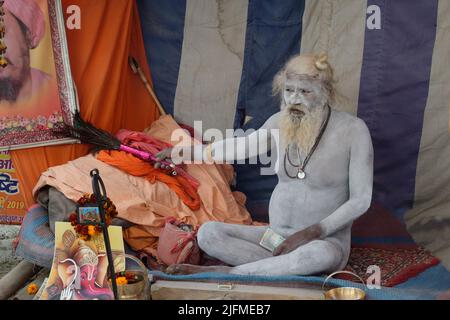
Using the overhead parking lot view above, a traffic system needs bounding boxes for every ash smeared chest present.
[269,112,355,231]
[276,116,351,188]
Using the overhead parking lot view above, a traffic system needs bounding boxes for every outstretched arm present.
[274,119,373,255]
[169,113,279,164]
[208,118,276,162]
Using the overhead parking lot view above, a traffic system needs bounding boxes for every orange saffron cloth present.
[97,150,201,211]
[10,0,159,208]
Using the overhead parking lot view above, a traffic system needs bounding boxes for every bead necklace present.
[283,105,331,180]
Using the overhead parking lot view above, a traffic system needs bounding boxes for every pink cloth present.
[116,129,172,155]
[116,129,200,189]
[4,0,45,49]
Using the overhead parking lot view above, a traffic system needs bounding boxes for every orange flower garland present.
[116,277,128,285]
[69,194,118,241]
[0,0,7,68]
[27,283,38,295]
[110,271,138,286]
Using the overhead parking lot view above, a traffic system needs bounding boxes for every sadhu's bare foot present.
[165,264,232,275]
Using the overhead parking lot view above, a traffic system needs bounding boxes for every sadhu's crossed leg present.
[166,221,343,276]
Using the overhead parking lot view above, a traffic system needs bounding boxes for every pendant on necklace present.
[297,169,306,180]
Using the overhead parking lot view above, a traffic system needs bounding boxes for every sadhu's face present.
[283,73,327,120]
[0,10,30,82]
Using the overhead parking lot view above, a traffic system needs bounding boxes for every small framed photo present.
[77,206,101,225]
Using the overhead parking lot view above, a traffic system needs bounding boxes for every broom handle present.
[119,145,152,161]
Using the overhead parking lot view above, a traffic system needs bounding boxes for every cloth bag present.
[157,217,202,266]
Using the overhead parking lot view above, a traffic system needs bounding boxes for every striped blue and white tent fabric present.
[137,0,450,269]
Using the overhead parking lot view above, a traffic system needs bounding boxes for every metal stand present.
[90,169,119,300]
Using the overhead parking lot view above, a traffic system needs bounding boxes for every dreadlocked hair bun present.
[314,53,329,71]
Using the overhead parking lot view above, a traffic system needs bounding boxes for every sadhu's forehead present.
[285,73,321,89]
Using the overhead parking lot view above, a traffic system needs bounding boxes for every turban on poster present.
[4,0,45,49]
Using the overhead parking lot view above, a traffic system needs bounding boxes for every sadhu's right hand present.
[155,145,194,168]
[154,147,173,169]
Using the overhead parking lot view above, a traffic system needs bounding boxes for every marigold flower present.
[87,225,96,236]
[27,284,38,295]
[116,277,128,285]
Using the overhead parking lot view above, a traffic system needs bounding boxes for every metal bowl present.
[322,271,366,300]
[109,254,150,300]
[115,272,147,300]
[323,287,366,300]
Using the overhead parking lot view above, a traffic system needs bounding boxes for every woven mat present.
[338,246,440,287]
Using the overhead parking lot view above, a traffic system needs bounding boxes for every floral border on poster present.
[0,0,78,150]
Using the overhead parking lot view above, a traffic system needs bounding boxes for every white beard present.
[279,105,326,155]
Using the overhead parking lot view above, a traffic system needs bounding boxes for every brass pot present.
[322,271,366,300]
[116,272,147,300]
[110,254,150,300]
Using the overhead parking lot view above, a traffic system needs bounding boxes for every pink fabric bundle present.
[116,129,172,155]
[116,129,200,189]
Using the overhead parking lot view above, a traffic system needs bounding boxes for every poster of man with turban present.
[0,0,77,149]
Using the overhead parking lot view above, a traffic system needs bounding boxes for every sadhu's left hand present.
[273,224,323,256]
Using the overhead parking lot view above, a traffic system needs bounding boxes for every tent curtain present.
[10,0,159,208]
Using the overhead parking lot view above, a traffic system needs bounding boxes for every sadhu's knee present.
[197,221,224,250]
[293,240,343,272]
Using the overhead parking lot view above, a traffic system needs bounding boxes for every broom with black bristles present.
[60,112,198,185]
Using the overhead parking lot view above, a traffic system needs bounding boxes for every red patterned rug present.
[337,247,440,287]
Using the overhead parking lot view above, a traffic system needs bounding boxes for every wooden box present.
[151,280,325,300]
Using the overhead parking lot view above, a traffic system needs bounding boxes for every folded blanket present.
[97,150,201,211]
[14,205,54,269]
